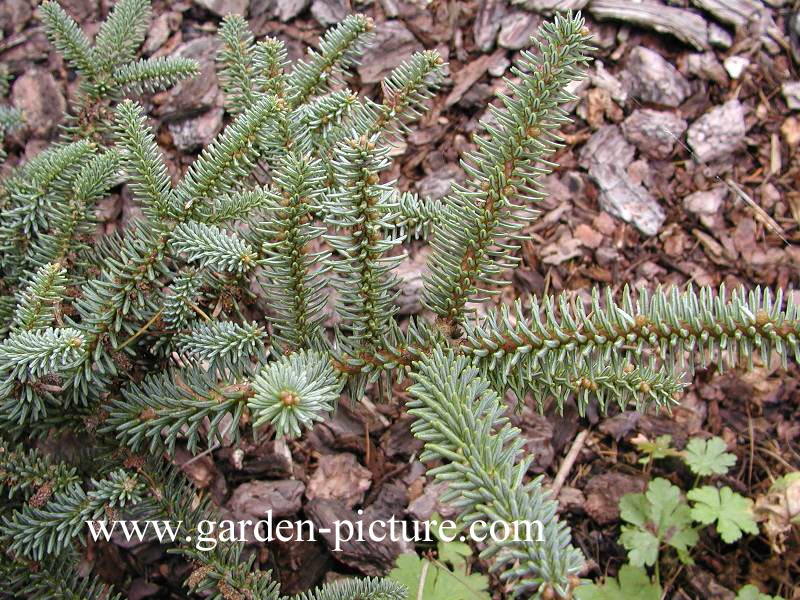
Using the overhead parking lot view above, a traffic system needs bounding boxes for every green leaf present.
[619,527,660,567]
[735,584,784,600]
[645,477,683,529]
[388,552,490,600]
[619,478,698,566]
[574,565,662,600]
[688,485,759,543]
[437,539,471,572]
[768,471,800,494]
[683,437,737,477]
[633,434,680,465]
[619,492,650,529]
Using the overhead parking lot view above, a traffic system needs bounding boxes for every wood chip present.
[691,0,766,28]
[590,0,709,50]
[445,49,506,107]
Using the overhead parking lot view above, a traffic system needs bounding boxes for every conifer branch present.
[249,350,342,438]
[288,578,407,600]
[92,0,151,73]
[254,38,289,98]
[408,349,584,597]
[0,327,86,380]
[12,263,68,332]
[176,95,280,206]
[5,8,800,600]
[163,269,207,328]
[423,13,591,326]
[217,14,257,113]
[28,150,121,268]
[286,14,374,108]
[325,135,403,350]
[108,366,249,453]
[114,100,175,219]
[70,223,170,393]
[197,189,276,224]
[0,442,80,501]
[362,50,445,143]
[299,89,360,149]
[0,141,96,251]
[1,552,123,600]
[462,285,800,392]
[133,461,283,600]
[257,153,329,351]
[39,1,97,79]
[1,469,143,559]
[176,320,266,372]
[172,222,258,273]
[113,56,199,95]
[382,191,443,239]
[0,106,23,136]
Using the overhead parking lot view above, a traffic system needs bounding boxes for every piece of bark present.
[585,473,646,524]
[154,37,220,119]
[306,484,412,576]
[708,22,733,48]
[393,250,427,316]
[473,0,506,52]
[168,108,223,152]
[517,411,555,472]
[222,437,294,478]
[574,223,603,248]
[580,126,665,236]
[310,0,350,26]
[194,0,248,17]
[592,61,628,104]
[681,52,729,86]
[691,0,765,28]
[579,124,635,170]
[592,163,665,236]
[0,0,32,34]
[416,163,463,200]
[306,453,372,509]
[541,233,584,265]
[10,68,65,138]
[143,12,178,56]
[406,480,459,521]
[684,187,727,217]
[590,0,709,50]
[498,12,541,50]
[621,109,687,159]
[173,448,228,505]
[357,21,422,84]
[512,0,588,13]
[625,47,691,108]
[380,413,424,458]
[272,537,332,594]
[58,0,99,23]
[445,50,505,107]
[687,99,746,163]
[227,480,305,521]
[309,402,365,453]
[723,55,749,79]
[250,0,310,22]
[783,81,800,111]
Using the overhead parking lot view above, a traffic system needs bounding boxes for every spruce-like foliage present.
[0,3,798,600]
[0,53,23,165]
[39,0,197,136]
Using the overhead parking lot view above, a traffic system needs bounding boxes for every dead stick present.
[551,429,590,499]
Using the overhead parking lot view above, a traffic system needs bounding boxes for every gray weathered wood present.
[691,0,766,28]
[513,0,589,13]
[589,0,709,50]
